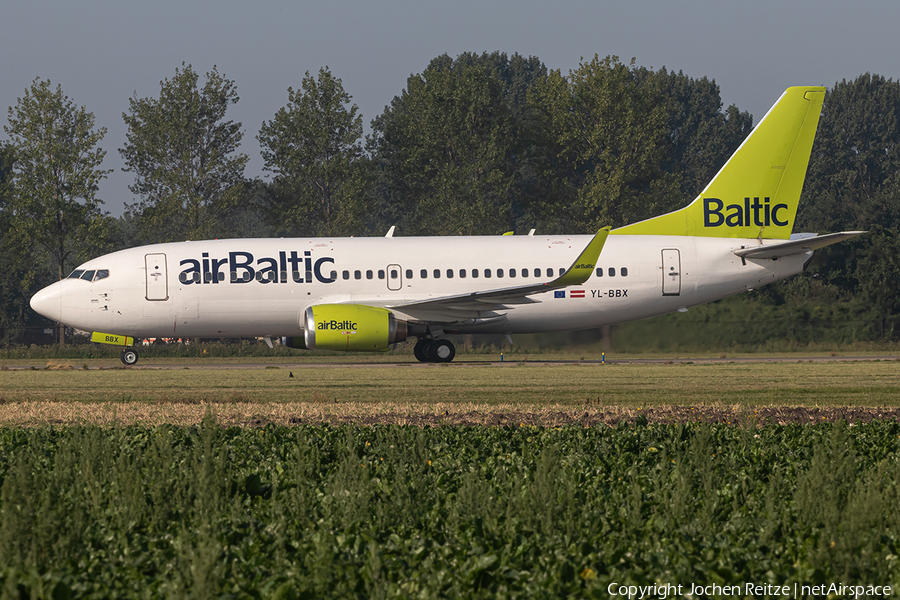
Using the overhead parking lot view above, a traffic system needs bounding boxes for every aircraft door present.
[386,264,402,291]
[145,253,169,301]
[661,249,681,296]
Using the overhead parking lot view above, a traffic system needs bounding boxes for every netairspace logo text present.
[606,582,893,599]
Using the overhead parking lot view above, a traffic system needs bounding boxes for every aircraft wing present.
[733,231,866,259]
[387,227,610,322]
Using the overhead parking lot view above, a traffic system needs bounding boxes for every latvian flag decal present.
[556,290,585,299]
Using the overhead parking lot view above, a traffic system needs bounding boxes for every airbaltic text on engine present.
[703,197,789,228]
[319,320,357,331]
[178,251,335,285]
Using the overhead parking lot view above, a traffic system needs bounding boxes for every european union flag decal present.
[554,291,565,299]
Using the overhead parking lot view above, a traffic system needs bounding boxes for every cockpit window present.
[67,268,109,282]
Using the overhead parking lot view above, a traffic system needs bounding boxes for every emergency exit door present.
[145,253,169,301]
[386,264,403,291]
[661,249,681,296]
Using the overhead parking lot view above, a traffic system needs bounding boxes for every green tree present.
[370,52,546,235]
[258,68,367,236]
[4,79,112,345]
[774,74,900,340]
[0,143,30,346]
[120,63,248,242]
[798,74,900,233]
[528,56,680,231]
[853,226,900,339]
[645,68,753,201]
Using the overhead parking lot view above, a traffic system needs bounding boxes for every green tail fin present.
[614,86,825,239]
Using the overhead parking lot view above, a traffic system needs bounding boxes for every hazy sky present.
[2,0,898,216]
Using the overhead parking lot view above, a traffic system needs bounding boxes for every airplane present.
[30,86,864,365]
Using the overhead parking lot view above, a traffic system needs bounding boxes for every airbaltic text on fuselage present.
[179,251,335,285]
[703,197,789,228]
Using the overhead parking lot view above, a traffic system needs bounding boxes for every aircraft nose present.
[30,282,64,322]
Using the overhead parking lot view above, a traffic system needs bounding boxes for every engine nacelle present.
[283,304,408,352]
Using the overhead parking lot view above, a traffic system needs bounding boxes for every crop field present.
[1,359,900,598]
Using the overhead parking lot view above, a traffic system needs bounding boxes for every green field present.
[2,420,900,598]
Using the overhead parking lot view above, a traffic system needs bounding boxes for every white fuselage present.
[30,234,810,339]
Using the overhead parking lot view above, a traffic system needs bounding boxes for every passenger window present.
[497,268,504,278]
[521,268,528,277]
[420,269,427,279]
[446,269,453,279]
[509,268,515,278]
[596,268,603,277]
[485,269,492,278]
[68,270,85,279]
[546,268,554,277]
[366,270,373,280]
[621,267,628,277]
[94,269,109,281]
[342,270,350,280]
[390,269,398,279]
[459,269,467,278]
[433,269,440,279]
[378,270,385,280]
[472,269,479,278]
[81,270,95,281]
[609,267,616,277]
[354,270,361,280]
[330,271,337,280]
[533,268,541,277]
[406,269,412,279]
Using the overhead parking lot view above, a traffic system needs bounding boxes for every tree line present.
[1,53,898,344]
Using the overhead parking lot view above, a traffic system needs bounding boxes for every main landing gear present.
[413,338,456,363]
[121,348,139,365]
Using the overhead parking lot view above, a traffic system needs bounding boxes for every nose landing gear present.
[413,338,456,363]
[121,348,139,365]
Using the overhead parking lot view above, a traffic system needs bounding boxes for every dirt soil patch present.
[2,401,899,428]
[288,406,900,427]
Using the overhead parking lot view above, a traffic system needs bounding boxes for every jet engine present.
[282,304,408,352]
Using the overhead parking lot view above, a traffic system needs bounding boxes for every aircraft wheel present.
[413,338,430,362]
[433,339,456,363]
[121,349,139,366]
[417,339,435,362]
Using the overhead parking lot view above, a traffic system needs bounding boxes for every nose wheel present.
[413,338,456,363]
[121,349,139,365]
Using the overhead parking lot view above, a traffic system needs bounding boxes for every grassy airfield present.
[0,357,898,425]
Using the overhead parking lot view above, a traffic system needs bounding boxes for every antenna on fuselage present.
[385,226,395,238]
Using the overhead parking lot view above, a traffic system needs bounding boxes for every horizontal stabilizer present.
[733,231,866,259]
